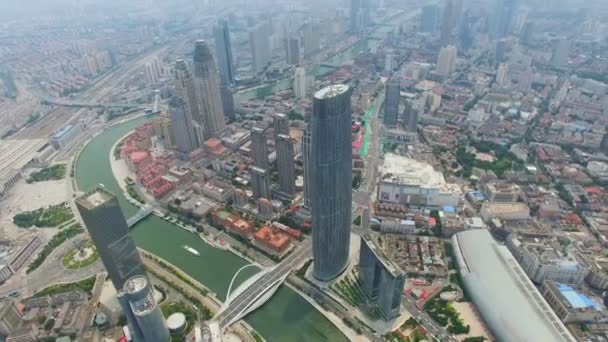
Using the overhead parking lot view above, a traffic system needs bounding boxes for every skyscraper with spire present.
[193,40,225,138]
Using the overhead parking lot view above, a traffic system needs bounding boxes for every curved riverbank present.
[74,116,348,342]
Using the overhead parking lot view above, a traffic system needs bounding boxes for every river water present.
[75,117,348,342]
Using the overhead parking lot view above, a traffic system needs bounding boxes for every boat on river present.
[182,245,200,256]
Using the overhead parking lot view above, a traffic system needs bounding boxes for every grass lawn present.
[27,164,66,183]
[62,241,99,270]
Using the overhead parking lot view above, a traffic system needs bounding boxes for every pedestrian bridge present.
[127,206,154,227]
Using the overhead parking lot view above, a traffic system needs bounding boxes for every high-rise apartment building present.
[193,40,226,139]
[359,235,405,320]
[384,78,400,126]
[285,37,300,65]
[491,0,514,39]
[420,5,439,33]
[250,166,271,200]
[212,19,236,86]
[437,45,457,75]
[293,67,307,98]
[273,113,290,138]
[350,0,370,33]
[169,97,198,159]
[276,134,295,195]
[250,126,269,169]
[384,49,394,73]
[311,84,353,281]
[250,26,272,74]
[302,23,320,57]
[302,128,311,208]
[75,188,169,342]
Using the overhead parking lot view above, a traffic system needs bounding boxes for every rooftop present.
[0,138,46,181]
[314,84,349,100]
[452,230,575,342]
[76,187,115,209]
[553,282,601,310]
[381,153,446,188]
[52,124,75,139]
[362,234,404,277]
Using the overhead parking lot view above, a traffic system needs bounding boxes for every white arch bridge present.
[212,241,312,330]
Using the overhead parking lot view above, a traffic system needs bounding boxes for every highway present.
[216,241,312,328]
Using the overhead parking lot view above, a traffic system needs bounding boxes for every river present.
[75,117,348,342]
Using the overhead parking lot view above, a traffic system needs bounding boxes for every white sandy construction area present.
[452,302,493,341]
[0,177,68,241]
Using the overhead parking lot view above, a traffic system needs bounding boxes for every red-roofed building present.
[253,225,291,255]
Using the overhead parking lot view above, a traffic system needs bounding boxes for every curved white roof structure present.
[452,230,576,342]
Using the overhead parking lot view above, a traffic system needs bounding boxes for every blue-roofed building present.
[542,280,608,324]
[50,124,82,150]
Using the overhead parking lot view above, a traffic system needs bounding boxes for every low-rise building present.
[378,153,462,208]
[480,202,530,222]
[0,299,22,337]
[541,281,608,323]
[9,236,41,272]
[50,124,82,150]
[483,182,520,202]
[202,181,234,203]
[506,235,588,286]
[253,226,291,256]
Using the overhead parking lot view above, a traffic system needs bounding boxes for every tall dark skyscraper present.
[213,20,236,121]
[251,126,269,169]
[75,188,169,342]
[193,40,226,138]
[492,0,514,39]
[276,134,295,195]
[359,235,405,320]
[311,84,352,281]
[169,97,198,159]
[420,5,439,33]
[285,36,300,65]
[440,0,455,46]
[212,19,235,86]
[250,166,271,200]
[272,113,290,138]
[402,100,418,132]
[384,78,400,126]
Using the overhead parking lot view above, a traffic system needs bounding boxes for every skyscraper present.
[119,276,170,342]
[420,5,439,33]
[302,128,311,208]
[213,20,237,122]
[285,36,300,65]
[437,45,457,76]
[169,97,198,159]
[302,22,320,57]
[75,188,169,342]
[359,235,405,320]
[212,19,235,86]
[174,59,200,137]
[311,84,352,281]
[250,25,271,74]
[350,0,370,33]
[403,101,418,132]
[250,166,271,200]
[193,40,226,139]
[384,49,394,73]
[440,0,455,46]
[491,0,514,39]
[293,67,307,98]
[276,134,295,195]
[384,78,400,126]
[272,113,290,138]
[250,126,269,169]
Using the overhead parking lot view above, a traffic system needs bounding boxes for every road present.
[216,241,312,328]
[0,234,105,297]
[402,296,457,342]
[139,251,256,342]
